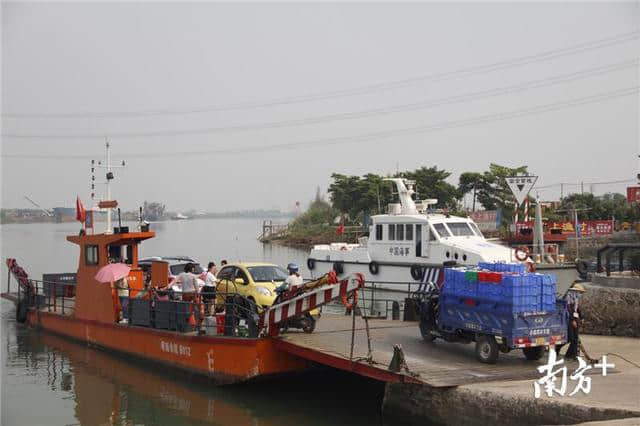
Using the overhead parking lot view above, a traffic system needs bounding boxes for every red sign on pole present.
[627,186,640,202]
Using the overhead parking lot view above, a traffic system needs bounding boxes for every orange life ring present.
[341,289,358,310]
[340,273,365,310]
[515,246,529,262]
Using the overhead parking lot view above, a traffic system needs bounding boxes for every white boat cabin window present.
[375,224,383,241]
[447,222,475,237]
[85,245,99,266]
[405,224,413,241]
[397,224,404,240]
[388,224,396,240]
[428,227,436,241]
[470,222,484,237]
[433,223,451,238]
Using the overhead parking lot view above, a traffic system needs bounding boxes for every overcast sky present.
[2,2,639,212]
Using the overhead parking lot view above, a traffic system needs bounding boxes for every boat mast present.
[106,139,112,233]
[384,178,418,215]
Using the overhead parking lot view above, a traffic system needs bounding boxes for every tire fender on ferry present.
[16,300,28,323]
[333,261,344,275]
[368,261,380,275]
[410,264,424,281]
[307,258,316,271]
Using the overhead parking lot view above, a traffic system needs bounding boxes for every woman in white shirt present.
[177,263,197,302]
[201,262,217,314]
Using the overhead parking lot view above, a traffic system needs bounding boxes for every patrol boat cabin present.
[308,178,516,284]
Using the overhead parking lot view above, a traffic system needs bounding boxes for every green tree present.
[400,166,460,210]
[328,173,394,221]
[458,163,529,226]
[557,192,640,222]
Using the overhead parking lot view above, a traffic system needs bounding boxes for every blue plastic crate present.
[477,262,525,274]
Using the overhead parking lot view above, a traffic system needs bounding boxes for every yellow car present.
[215,262,287,310]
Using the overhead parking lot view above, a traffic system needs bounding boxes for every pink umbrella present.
[94,263,131,283]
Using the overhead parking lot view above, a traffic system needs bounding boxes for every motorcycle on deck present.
[273,284,318,334]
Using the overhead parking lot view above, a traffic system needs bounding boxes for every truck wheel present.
[523,346,544,361]
[419,321,436,342]
[475,335,499,364]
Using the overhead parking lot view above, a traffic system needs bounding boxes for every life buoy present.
[333,262,344,275]
[546,245,557,255]
[515,246,529,262]
[307,258,316,271]
[369,261,380,275]
[410,265,424,281]
[341,288,358,310]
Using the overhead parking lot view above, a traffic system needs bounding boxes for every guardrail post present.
[392,301,400,320]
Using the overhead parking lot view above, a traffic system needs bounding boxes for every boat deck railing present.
[17,279,263,338]
[119,288,262,338]
[16,278,77,316]
[17,275,427,334]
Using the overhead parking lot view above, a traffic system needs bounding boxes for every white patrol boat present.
[307,178,516,286]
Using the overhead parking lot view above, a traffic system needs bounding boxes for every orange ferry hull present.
[26,310,308,384]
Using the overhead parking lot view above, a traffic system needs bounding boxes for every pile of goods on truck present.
[417,261,567,363]
[441,261,557,314]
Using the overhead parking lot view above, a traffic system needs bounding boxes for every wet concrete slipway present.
[2,220,640,425]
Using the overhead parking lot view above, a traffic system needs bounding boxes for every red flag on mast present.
[76,196,86,223]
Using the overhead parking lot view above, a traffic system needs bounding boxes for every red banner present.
[627,186,640,202]
[516,220,614,236]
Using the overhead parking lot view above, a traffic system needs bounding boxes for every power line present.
[3,30,639,119]
[3,58,638,140]
[536,179,636,189]
[3,85,638,160]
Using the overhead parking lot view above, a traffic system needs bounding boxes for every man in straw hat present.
[555,282,586,359]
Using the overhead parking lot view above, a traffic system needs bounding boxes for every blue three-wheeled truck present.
[418,263,568,364]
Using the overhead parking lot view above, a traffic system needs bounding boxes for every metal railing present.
[16,278,262,337]
[18,278,77,316]
[120,289,261,338]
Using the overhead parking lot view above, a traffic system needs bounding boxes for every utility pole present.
[560,183,564,201]
[472,183,477,212]
[581,181,584,195]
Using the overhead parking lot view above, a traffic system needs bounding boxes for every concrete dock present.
[277,315,640,425]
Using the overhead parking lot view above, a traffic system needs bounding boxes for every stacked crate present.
[441,262,556,314]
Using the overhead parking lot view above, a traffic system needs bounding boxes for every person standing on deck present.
[556,282,585,359]
[115,276,129,322]
[201,262,217,314]
[177,263,198,302]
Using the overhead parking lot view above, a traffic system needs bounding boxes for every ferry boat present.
[308,178,514,285]
[0,143,311,385]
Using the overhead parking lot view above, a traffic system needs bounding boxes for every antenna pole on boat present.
[106,139,112,233]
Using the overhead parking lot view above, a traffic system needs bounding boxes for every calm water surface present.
[1,219,385,426]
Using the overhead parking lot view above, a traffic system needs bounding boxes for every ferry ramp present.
[274,314,578,387]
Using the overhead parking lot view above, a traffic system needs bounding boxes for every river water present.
[1,219,386,426]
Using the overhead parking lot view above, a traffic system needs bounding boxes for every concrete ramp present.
[275,315,561,387]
